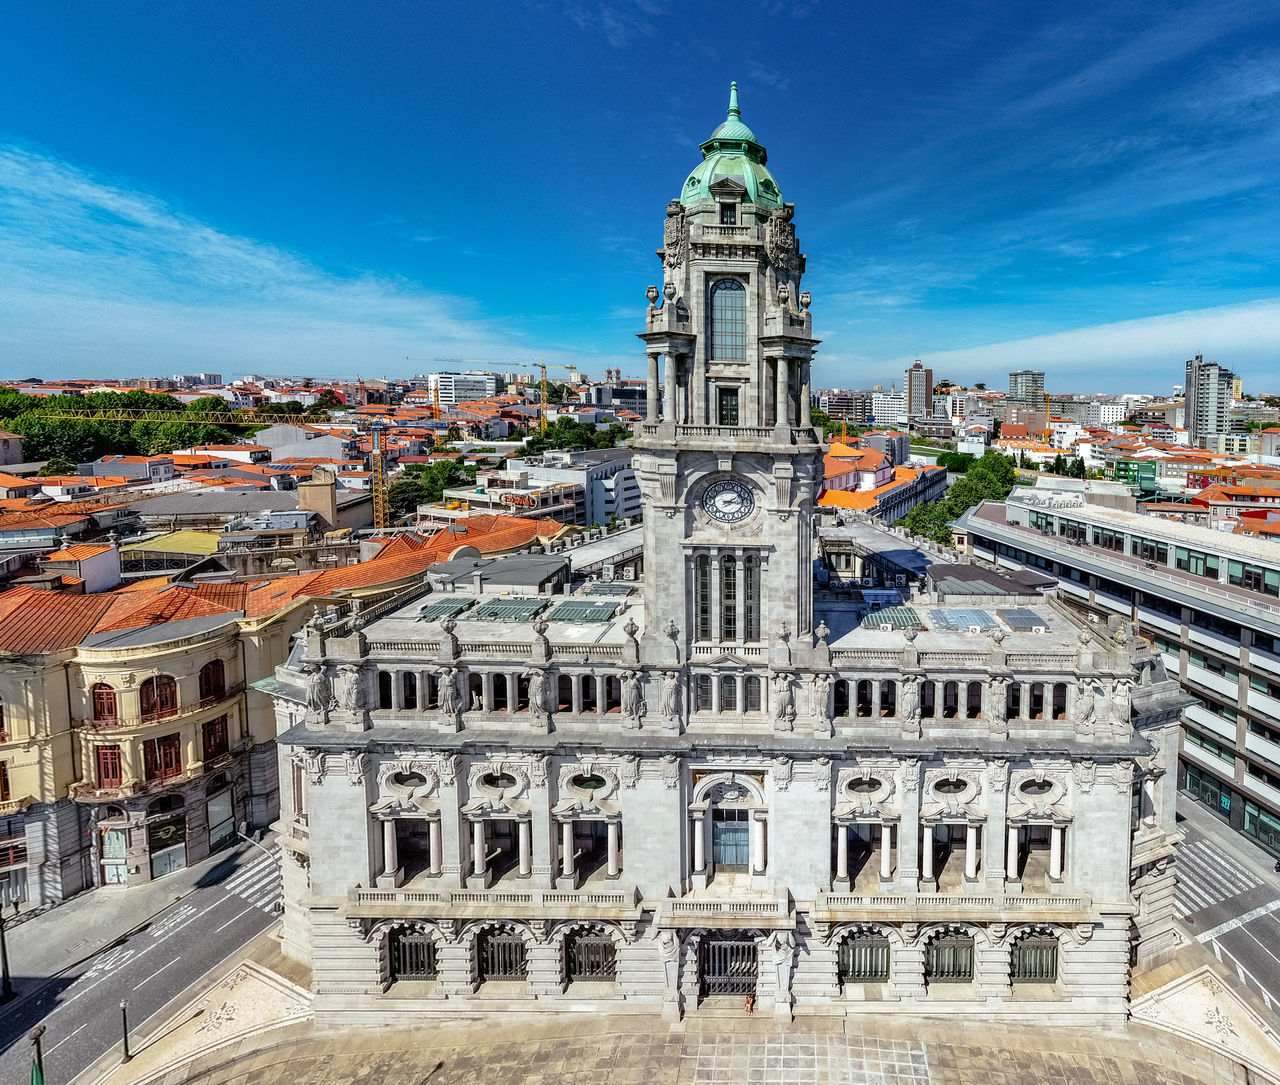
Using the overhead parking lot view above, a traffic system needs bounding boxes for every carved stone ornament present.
[663,203,687,269]
[301,750,326,786]
[765,205,797,275]
[345,750,370,787]
[646,284,660,305]
[771,756,793,791]
[619,754,640,789]
[659,754,681,790]
[436,754,459,787]
[527,753,549,788]
[901,758,921,790]
[1074,760,1097,794]
[812,755,832,792]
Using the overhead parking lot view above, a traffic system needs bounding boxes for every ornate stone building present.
[264,85,1188,1026]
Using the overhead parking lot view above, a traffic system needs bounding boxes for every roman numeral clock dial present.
[701,479,754,524]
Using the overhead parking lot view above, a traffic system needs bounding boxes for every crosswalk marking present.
[1174,838,1263,918]
[222,845,282,913]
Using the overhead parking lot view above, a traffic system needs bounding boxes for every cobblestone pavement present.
[133,1015,1255,1085]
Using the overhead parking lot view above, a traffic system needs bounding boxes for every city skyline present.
[2,1,1279,390]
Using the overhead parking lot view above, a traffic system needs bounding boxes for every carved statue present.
[765,204,797,275]
[338,665,365,711]
[658,929,681,987]
[899,675,919,722]
[621,670,645,720]
[304,664,332,717]
[661,670,682,719]
[663,203,687,269]
[1075,679,1097,735]
[810,672,831,721]
[772,673,795,726]
[527,669,549,716]
[437,667,462,719]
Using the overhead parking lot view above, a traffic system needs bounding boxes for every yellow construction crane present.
[32,407,259,426]
[369,420,391,530]
[537,360,581,433]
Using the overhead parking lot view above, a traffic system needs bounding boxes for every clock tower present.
[634,83,823,674]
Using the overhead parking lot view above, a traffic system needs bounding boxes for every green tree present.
[522,417,630,456]
[36,456,76,477]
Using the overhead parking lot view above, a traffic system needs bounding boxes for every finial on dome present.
[728,81,740,120]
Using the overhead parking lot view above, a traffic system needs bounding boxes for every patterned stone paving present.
[117,1017,1253,1085]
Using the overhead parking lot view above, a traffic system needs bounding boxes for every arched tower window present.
[709,279,747,361]
[695,554,712,640]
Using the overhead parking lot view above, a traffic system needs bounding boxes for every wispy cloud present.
[0,145,542,377]
[558,1,667,48]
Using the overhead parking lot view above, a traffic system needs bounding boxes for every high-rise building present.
[1008,370,1045,400]
[427,370,501,406]
[904,360,933,416]
[1184,355,1235,449]
[261,84,1185,1028]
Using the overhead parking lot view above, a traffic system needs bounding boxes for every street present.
[1175,798,1280,1016]
[0,842,280,1084]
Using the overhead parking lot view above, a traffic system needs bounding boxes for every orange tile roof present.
[44,543,114,562]
[0,587,115,652]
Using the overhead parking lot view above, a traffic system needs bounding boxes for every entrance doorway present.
[699,933,757,997]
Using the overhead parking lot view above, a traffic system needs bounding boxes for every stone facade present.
[265,86,1189,1027]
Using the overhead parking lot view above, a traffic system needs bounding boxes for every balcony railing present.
[347,883,641,917]
[79,684,244,731]
[814,889,1095,920]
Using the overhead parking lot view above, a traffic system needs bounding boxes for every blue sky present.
[2,0,1278,393]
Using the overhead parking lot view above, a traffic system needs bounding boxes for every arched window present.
[198,660,226,703]
[920,681,936,718]
[477,925,527,981]
[696,674,713,712]
[743,553,761,641]
[925,930,975,984]
[91,683,118,723]
[557,675,573,711]
[837,930,891,985]
[834,680,850,718]
[942,682,959,719]
[1006,683,1022,719]
[140,676,177,722]
[389,927,438,981]
[1051,683,1068,720]
[709,279,747,361]
[1029,682,1045,720]
[966,682,982,719]
[377,672,392,710]
[720,554,738,640]
[565,926,617,982]
[695,554,712,640]
[880,680,897,717]
[401,672,417,710]
[744,676,762,712]
[856,680,874,718]
[1011,931,1058,983]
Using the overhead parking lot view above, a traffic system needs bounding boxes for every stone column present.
[710,674,721,714]
[472,821,487,877]
[899,770,921,891]
[964,825,979,881]
[429,818,443,876]
[1006,825,1020,881]
[664,354,677,423]
[880,824,893,881]
[775,358,790,426]
[735,675,745,714]
[506,673,518,712]
[597,676,608,717]
[921,825,934,881]
[734,557,746,642]
[571,676,583,715]
[391,671,403,711]
[646,353,660,420]
[692,812,706,874]
[710,555,721,642]
[1050,825,1064,881]
[481,673,494,713]
[384,819,398,875]
[799,361,810,426]
[517,819,531,877]
[606,820,620,878]
[751,815,766,875]
[561,820,575,878]
[836,823,849,881]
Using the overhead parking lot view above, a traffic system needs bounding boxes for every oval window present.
[1020,779,1054,796]
[934,778,967,796]
[849,777,881,794]
[572,773,607,792]
[481,772,517,790]
[391,772,428,789]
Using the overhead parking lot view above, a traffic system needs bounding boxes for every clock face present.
[701,479,755,524]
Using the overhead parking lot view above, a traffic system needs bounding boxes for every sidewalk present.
[0,839,266,1020]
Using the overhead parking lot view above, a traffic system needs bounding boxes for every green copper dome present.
[680,82,782,210]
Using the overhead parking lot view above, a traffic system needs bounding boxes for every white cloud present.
[872,297,1280,391]
[0,145,537,378]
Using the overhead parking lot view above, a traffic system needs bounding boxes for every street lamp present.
[120,998,132,1062]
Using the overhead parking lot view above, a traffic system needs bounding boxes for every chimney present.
[297,468,339,529]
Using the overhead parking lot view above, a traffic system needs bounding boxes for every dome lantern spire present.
[727,81,741,121]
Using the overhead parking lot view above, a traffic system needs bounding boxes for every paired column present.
[964,825,979,881]
[692,812,706,874]
[879,825,893,880]
[836,824,849,881]
[1006,825,1020,880]
[606,821,620,878]
[646,353,660,420]
[1049,825,1064,881]
[750,815,765,875]
[799,361,810,425]
[921,825,934,881]
[663,354,677,422]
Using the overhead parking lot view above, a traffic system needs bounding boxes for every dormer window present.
[719,202,737,226]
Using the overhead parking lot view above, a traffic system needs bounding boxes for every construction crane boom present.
[31,407,261,426]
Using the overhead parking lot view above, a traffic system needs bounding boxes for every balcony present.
[813,889,1098,923]
[658,893,792,929]
[78,684,244,733]
[346,882,642,922]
